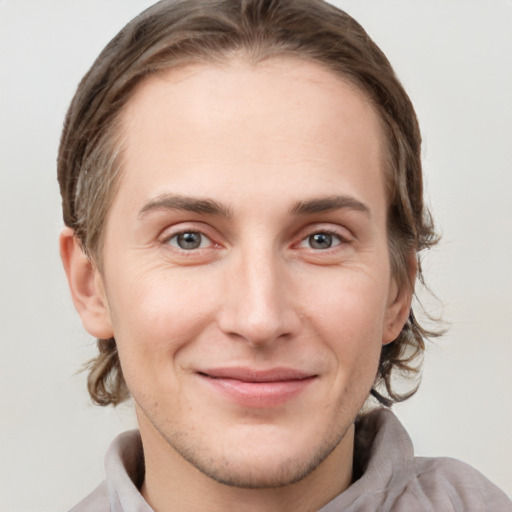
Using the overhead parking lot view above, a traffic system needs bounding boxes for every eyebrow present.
[138,193,369,219]
[138,194,233,219]
[290,195,370,216]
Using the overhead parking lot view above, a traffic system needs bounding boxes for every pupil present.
[178,232,201,249]
[310,233,332,249]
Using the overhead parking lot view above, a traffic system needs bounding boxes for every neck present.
[138,417,354,512]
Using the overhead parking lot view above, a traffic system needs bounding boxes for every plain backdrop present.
[1,1,511,510]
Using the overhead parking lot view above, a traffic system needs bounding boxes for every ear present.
[382,253,418,345]
[59,227,114,339]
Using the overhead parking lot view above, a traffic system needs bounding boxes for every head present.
[58,0,438,416]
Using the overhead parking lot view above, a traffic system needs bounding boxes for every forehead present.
[115,57,386,214]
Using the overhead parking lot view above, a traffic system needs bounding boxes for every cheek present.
[310,270,389,339]
[105,267,219,373]
[305,268,389,377]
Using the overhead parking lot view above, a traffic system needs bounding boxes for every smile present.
[196,367,317,408]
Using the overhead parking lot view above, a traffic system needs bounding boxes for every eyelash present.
[297,230,348,251]
[164,231,213,250]
[160,226,351,253]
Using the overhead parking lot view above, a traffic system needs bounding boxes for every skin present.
[61,57,413,512]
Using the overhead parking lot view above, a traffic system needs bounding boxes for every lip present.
[196,367,317,408]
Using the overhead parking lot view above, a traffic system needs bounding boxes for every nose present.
[217,247,301,347]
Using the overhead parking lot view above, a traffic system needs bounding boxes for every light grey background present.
[1,1,511,510]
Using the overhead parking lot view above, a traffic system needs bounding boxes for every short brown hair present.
[58,0,440,407]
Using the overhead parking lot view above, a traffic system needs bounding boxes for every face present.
[75,58,411,488]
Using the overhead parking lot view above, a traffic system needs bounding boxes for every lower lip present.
[199,375,316,408]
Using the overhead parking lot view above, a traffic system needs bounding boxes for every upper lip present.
[197,367,316,383]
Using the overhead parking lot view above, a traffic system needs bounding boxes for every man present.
[58,0,511,510]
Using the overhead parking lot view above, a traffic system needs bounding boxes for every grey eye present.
[308,233,335,249]
[171,232,204,250]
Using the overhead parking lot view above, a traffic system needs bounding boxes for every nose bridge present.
[244,244,280,312]
[218,241,298,345]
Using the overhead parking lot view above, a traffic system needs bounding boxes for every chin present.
[181,449,330,489]
[167,422,352,490]
[194,461,317,489]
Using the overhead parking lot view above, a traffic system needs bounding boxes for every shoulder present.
[348,409,511,512]
[67,430,149,512]
[404,456,512,511]
[68,480,109,512]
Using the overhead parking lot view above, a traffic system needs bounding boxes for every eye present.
[167,231,211,250]
[301,232,343,250]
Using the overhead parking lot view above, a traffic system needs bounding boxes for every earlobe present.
[59,227,114,339]
[382,254,418,345]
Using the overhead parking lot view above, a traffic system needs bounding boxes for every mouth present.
[196,367,317,407]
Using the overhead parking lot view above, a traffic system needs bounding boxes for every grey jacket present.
[69,408,511,511]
